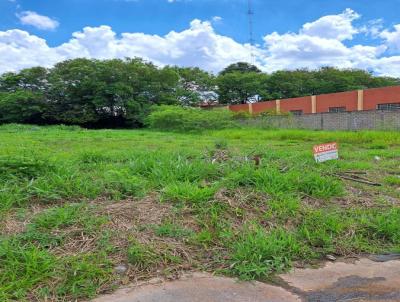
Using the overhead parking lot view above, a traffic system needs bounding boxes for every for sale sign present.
[313,142,339,163]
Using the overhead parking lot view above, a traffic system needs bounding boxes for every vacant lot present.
[0,124,399,301]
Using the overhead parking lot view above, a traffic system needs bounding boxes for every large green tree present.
[171,67,216,106]
[45,58,180,127]
[0,67,48,93]
[0,90,45,124]
[220,62,261,76]
[0,58,399,127]
[217,72,269,104]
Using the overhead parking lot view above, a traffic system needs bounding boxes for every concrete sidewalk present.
[92,256,400,302]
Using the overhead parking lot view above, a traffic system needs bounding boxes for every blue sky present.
[1,0,400,75]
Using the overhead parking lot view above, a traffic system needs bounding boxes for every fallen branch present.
[333,173,382,186]
[342,170,368,175]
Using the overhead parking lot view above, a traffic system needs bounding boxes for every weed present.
[229,226,303,280]
[295,172,344,199]
[162,182,217,204]
[385,175,400,186]
[362,208,400,244]
[154,223,193,238]
[0,125,399,300]
[19,203,107,248]
[0,156,52,180]
[127,241,158,267]
[297,209,348,252]
[0,239,56,301]
[214,139,228,150]
[54,253,113,300]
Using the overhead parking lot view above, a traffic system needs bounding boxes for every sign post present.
[313,142,339,163]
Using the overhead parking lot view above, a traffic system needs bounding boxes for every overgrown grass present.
[0,124,399,300]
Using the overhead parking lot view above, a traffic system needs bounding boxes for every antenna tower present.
[247,0,255,64]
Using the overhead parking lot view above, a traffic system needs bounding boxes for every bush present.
[145,105,236,132]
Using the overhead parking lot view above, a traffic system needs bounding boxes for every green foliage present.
[229,226,303,280]
[0,125,399,299]
[0,237,112,301]
[55,253,113,300]
[154,223,193,238]
[103,168,147,199]
[362,208,400,244]
[295,173,344,199]
[127,241,158,267]
[0,58,187,128]
[384,175,400,186]
[44,58,180,127]
[162,181,217,204]
[0,90,45,124]
[20,203,106,248]
[298,210,348,251]
[220,62,262,75]
[217,71,269,104]
[146,105,235,131]
[0,59,399,126]
[0,156,51,180]
[265,67,400,100]
[0,239,57,301]
[171,66,216,106]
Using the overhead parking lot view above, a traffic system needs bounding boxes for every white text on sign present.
[313,142,339,163]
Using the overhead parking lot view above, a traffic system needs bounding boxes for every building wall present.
[252,100,276,114]
[229,104,249,112]
[228,85,400,115]
[316,91,358,113]
[364,86,400,110]
[280,96,312,114]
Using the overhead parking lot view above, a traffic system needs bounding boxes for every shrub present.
[145,105,236,132]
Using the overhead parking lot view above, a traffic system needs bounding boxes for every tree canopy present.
[219,62,262,75]
[0,58,399,128]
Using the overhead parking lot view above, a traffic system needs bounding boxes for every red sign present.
[313,142,339,162]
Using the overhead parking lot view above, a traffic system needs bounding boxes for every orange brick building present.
[229,86,400,115]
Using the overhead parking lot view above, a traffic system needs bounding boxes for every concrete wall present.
[240,110,400,131]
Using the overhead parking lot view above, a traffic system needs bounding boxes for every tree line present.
[0,58,398,128]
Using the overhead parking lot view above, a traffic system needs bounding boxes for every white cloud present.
[17,11,59,30]
[0,29,62,72]
[261,9,400,76]
[212,16,222,23]
[380,24,400,51]
[360,19,384,38]
[301,8,360,41]
[1,9,400,77]
[0,20,254,73]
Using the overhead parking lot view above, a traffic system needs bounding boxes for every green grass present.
[0,124,399,300]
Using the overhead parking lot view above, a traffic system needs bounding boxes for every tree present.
[171,67,216,106]
[217,72,269,104]
[0,90,45,124]
[0,58,399,128]
[45,58,181,127]
[219,62,261,75]
[0,67,49,93]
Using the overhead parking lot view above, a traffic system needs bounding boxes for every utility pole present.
[247,0,255,65]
